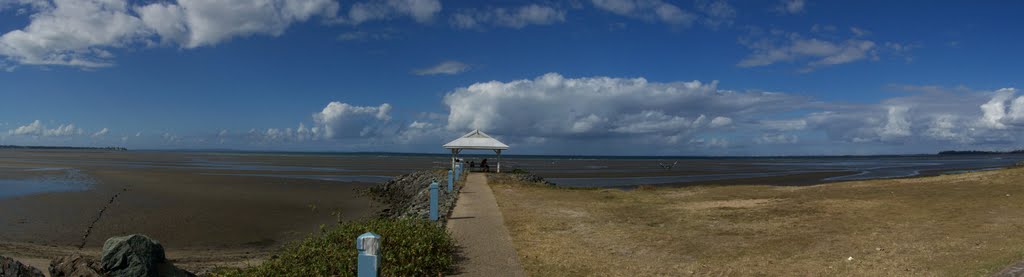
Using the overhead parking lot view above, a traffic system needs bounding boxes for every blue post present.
[356,232,381,277]
[447,170,454,192]
[429,180,439,221]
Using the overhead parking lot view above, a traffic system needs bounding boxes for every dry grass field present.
[489,168,1024,276]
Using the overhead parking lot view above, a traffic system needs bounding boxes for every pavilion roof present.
[443,129,509,150]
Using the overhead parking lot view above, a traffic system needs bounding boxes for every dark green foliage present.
[509,168,529,174]
[216,218,456,277]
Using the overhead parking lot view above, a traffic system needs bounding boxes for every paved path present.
[447,173,526,277]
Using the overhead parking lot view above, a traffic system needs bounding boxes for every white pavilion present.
[443,129,509,173]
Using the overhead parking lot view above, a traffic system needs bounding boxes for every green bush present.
[217,218,456,277]
[509,168,529,174]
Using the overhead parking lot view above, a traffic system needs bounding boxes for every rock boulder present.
[49,255,102,277]
[0,255,44,277]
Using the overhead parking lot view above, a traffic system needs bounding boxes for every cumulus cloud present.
[979,88,1016,129]
[689,137,729,148]
[247,123,320,143]
[450,4,565,30]
[345,0,441,25]
[443,73,806,145]
[92,127,110,137]
[0,0,341,68]
[434,74,1024,153]
[755,133,798,144]
[0,0,150,68]
[695,0,736,29]
[737,27,899,71]
[774,0,805,15]
[313,101,392,139]
[709,116,733,128]
[414,61,470,75]
[796,86,1024,146]
[760,119,807,131]
[8,120,83,137]
[337,29,397,41]
[137,0,340,48]
[879,106,911,140]
[590,0,696,26]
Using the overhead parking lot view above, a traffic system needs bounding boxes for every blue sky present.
[1,0,1022,155]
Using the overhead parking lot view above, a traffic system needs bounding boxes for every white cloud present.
[0,0,149,68]
[796,86,1024,146]
[337,29,397,41]
[755,133,798,144]
[695,0,736,28]
[443,73,805,142]
[450,4,565,30]
[774,0,805,15]
[137,0,340,48]
[924,114,969,142]
[738,28,881,71]
[8,120,83,137]
[92,127,110,137]
[979,88,1016,129]
[590,0,696,26]
[414,61,470,75]
[248,123,318,143]
[313,101,392,139]
[690,137,729,148]
[760,119,806,131]
[850,26,870,37]
[709,116,732,128]
[879,106,911,140]
[346,0,441,25]
[0,0,340,68]
[408,121,432,129]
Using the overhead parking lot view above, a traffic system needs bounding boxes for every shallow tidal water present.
[0,167,93,198]
[2,150,1023,196]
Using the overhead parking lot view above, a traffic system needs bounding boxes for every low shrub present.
[217,217,456,277]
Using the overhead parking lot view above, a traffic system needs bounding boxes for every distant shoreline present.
[0,145,127,151]
[4,145,1024,159]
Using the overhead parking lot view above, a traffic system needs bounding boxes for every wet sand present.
[0,150,444,272]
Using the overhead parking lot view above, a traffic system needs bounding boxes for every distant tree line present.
[0,145,127,151]
[938,150,1024,155]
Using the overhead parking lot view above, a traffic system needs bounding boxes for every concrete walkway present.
[447,173,525,277]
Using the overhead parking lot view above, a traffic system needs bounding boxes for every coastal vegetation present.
[216,169,462,276]
[488,169,1024,276]
[216,218,456,277]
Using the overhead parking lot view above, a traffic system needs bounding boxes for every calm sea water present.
[1,150,1022,197]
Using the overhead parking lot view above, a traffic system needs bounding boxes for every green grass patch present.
[217,218,456,277]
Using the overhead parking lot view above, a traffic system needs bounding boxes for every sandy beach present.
[0,150,423,272]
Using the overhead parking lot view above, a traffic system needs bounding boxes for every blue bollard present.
[429,180,439,221]
[447,170,454,192]
[356,232,381,277]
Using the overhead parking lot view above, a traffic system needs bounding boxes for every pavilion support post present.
[495,149,502,173]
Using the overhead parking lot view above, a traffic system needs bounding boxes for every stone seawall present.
[367,169,464,223]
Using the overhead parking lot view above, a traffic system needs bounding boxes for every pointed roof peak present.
[462,129,490,139]
[444,129,509,150]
